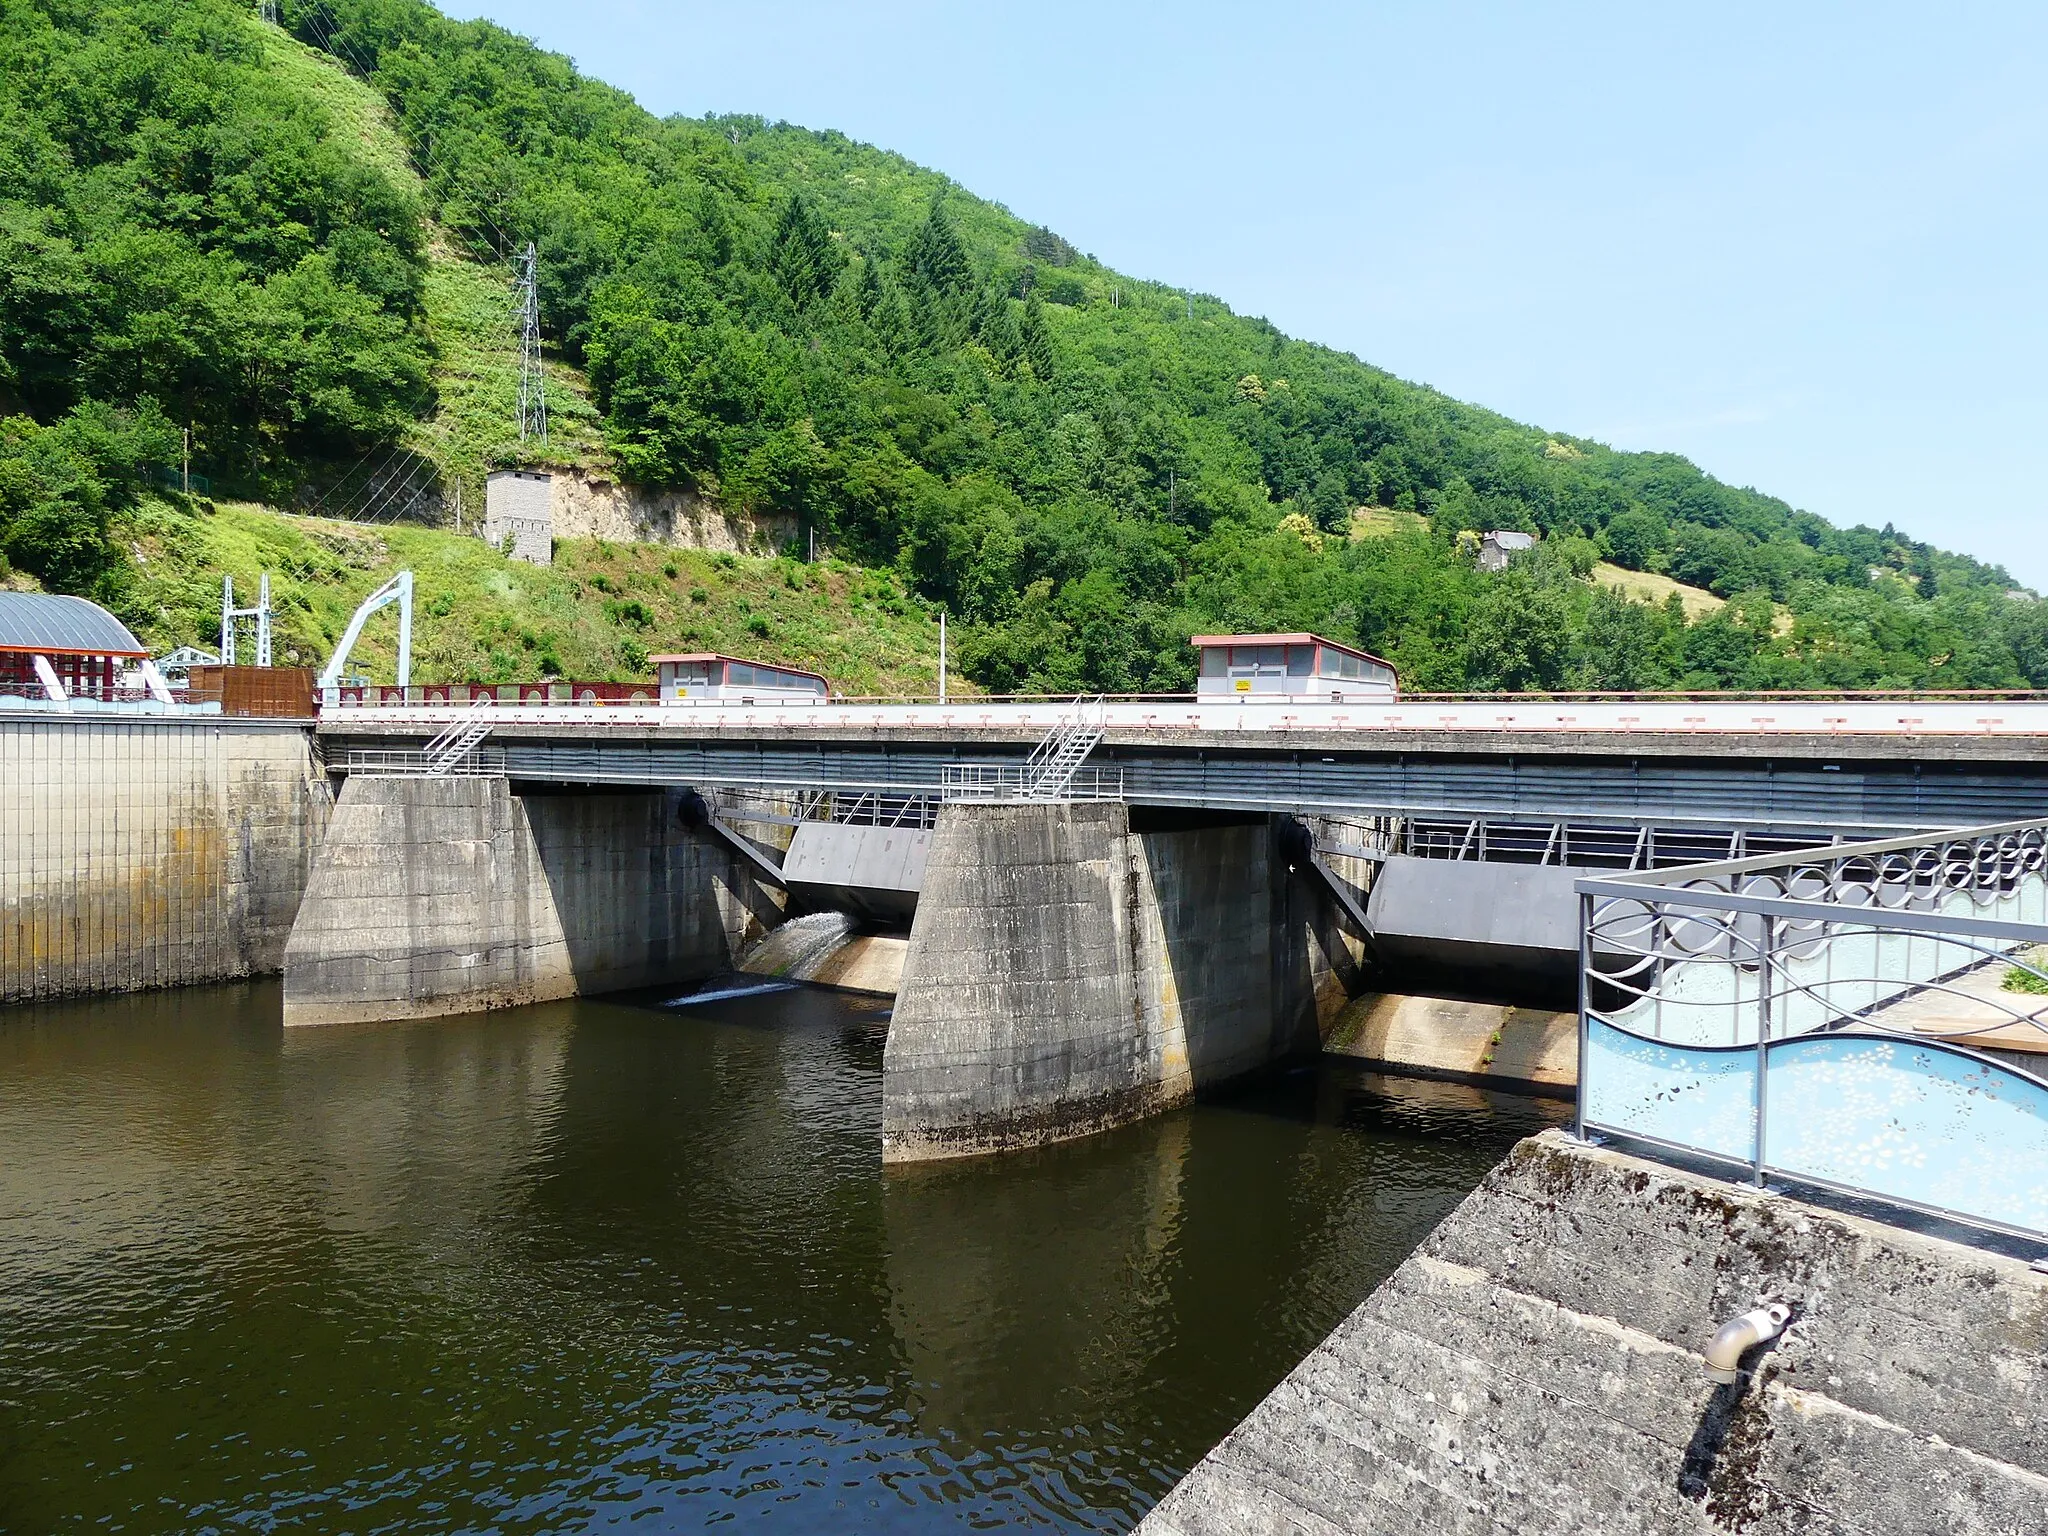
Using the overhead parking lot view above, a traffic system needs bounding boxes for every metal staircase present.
[1023,695,1106,800]
[422,696,494,776]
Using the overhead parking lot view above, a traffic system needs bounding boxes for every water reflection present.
[0,979,1563,1532]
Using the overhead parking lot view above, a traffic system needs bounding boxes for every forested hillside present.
[3,0,2043,693]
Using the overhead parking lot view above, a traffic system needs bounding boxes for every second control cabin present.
[653,653,830,704]
[1190,632,1398,702]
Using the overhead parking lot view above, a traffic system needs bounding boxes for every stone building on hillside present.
[1477,529,1537,572]
[484,469,554,565]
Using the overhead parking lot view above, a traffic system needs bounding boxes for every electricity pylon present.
[516,242,547,446]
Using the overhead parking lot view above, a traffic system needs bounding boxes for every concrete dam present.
[10,705,2048,1532]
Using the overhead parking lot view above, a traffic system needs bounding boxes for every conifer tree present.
[870,280,915,357]
[904,197,970,298]
[769,194,841,313]
[983,299,1023,369]
[852,253,885,320]
[1019,289,1055,381]
[968,284,1004,343]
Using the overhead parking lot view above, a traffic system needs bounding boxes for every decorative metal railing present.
[1576,818,2048,1240]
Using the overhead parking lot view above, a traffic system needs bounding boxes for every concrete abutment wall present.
[281,776,779,1026]
[881,802,1363,1162]
[2,718,331,1003]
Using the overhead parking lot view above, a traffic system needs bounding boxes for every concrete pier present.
[881,803,1360,1162]
[1140,1130,2048,1535]
[281,776,779,1026]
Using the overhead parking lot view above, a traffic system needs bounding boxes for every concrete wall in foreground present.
[282,777,779,1026]
[1,718,331,1003]
[881,804,1348,1162]
[1142,1130,2048,1535]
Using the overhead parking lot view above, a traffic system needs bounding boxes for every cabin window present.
[1317,649,1377,681]
[1286,647,1313,677]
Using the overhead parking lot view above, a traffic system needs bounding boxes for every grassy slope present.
[1590,562,1724,620]
[413,249,607,496]
[1349,508,1431,540]
[1356,516,1731,623]
[118,498,951,693]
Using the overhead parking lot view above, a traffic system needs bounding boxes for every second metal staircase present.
[423,695,494,776]
[1023,695,1106,799]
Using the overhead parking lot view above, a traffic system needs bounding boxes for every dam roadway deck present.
[318,695,2048,833]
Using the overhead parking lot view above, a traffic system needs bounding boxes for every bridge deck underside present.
[320,730,2048,834]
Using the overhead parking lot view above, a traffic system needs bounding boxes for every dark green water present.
[0,979,1565,1533]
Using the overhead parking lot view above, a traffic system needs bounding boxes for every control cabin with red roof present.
[652,653,830,704]
[1189,633,1398,703]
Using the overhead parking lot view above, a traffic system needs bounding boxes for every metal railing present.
[939,763,1126,802]
[0,682,215,714]
[1405,816,1838,869]
[310,683,2048,741]
[713,788,941,831]
[1575,818,2048,1240]
[316,682,2048,708]
[345,747,508,778]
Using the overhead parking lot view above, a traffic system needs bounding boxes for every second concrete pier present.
[881,801,1359,1161]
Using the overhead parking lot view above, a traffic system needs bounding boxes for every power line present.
[301,8,519,259]
[357,458,442,526]
[310,432,412,520]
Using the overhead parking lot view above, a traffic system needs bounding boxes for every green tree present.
[1018,289,1054,381]
[1465,567,1573,690]
[902,197,971,298]
[1600,507,1665,569]
[767,194,840,313]
[0,399,177,593]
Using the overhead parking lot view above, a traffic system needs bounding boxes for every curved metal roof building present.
[0,593,147,657]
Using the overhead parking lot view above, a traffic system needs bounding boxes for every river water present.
[0,979,1566,1533]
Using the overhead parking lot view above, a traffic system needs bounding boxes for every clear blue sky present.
[444,1,2048,585]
